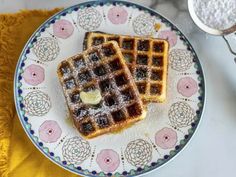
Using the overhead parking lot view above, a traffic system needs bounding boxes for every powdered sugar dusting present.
[193,0,236,30]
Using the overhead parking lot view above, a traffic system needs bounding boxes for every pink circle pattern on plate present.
[158,30,177,47]
[53,19,74,39]
[22,64,45,86]
[96,149,120,172]
[155,127,177,149]
[39,120,62,143]
[108,6,128,24]
[177,77,198,97]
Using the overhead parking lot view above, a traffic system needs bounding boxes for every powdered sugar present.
[193,0,236,30]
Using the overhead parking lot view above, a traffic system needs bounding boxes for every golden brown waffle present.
[57,41,146,139]
[84,32,169,102]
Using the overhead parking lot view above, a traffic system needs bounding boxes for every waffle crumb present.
[154,23,162,31]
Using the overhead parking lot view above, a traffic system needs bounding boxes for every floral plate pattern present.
[14,1,205,177]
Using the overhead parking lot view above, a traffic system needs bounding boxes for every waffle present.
[84,32,169,102]
[57,41,146,139]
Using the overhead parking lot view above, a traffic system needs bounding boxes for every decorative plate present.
[14,1,205,176]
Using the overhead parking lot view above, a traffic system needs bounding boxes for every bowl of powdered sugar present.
[188,0,236,61]
[193,0,236,30]
[188,0,236,35]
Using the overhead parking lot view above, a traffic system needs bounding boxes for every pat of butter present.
[80,89,102,105]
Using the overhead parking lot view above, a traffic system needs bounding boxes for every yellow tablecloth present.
[0,9,79,177]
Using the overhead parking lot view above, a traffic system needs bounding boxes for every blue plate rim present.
[13,0,206,176]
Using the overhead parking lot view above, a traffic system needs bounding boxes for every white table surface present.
[1,0,236,177]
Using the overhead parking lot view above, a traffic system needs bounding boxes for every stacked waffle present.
[84,32,169,102]
[58,32,169,138]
